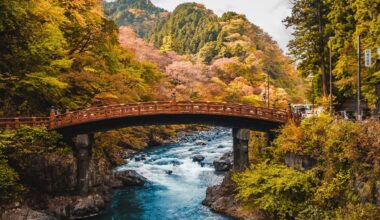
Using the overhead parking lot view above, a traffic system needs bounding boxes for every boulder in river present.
[213,152,233,172]
[111,170,147,188]
[195,140,207,146]
[213,160,232,172]
[203,175,269,220]
[166,170,173,175]
[193,154,205,162]
[217,145,225,149]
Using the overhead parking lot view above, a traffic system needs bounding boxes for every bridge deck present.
[0,101,291,130]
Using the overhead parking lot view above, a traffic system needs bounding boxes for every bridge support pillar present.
[232,128,250,171]
[73,133,94,195]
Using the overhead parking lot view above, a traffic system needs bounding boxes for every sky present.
[150,0,293,53]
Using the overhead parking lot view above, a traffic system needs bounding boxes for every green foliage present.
[0,127,70,170]
[0,138,20,204]
[275,114,334,158]
[0,126,69,204]
[0,0,164,116]
[233,162,317,218]
[285,0,380,106]
[331,203,380,220]
[103,0,167,37]
[238,116,380,219]
[148,3,220,55]
[0,159,20,204]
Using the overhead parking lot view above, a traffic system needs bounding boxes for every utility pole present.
[267,72,270,108]
[329,37,335,115]
[307,74,315,113]
[357,35,362,121]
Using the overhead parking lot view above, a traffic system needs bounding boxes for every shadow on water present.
[88,128,233,220]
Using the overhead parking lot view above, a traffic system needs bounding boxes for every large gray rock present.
[111,170,147,188]
[192,154,205,162]
[213,160,232,172]
[70,194,105,218]
[1,206,56,220]
[21,154,78,194]
[203,175,268,220]
[195,140,207,145]
[285,152,317,170]
[213,152,233,172]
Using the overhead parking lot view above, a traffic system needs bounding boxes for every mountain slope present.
[147,4,306,102]
[110,1,306,104]
[148,3,220,55]
[103,0,167,37]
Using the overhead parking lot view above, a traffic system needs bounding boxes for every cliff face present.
[1,150,114,219]
[19,153,78,194]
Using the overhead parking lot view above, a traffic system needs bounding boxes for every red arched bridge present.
[0,101,293,134]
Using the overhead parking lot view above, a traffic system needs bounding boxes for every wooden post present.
[15,118,19,129]
[271,109,274,120]
[32,117,36,127]
[49,107,56,129]
[287,103,293,121]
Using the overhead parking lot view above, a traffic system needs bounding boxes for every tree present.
[284,0,330,97]
[326,0,380,106]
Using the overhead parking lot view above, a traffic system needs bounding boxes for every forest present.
[0,0,380,219]
[284,0,380,108]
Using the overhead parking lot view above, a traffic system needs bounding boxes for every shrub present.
[236,116,380,219]
[2,126,70,170]
[233,162,317,218]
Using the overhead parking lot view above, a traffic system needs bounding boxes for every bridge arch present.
[50,101,290,135]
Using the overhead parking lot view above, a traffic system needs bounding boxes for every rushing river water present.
[92,128,232,220]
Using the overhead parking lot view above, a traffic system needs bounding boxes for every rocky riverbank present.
[0,163,147,220]
[0,126,221,219]
[202,174,269,220]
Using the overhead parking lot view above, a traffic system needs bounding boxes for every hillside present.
[146,3,306,104]
[109,2,307,106]
[103,0,168,37]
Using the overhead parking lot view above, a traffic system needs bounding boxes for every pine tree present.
[284,0,330,97]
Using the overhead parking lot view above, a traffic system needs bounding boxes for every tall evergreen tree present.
[284,0,330,97]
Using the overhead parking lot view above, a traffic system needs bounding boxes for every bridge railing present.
[0,101,290,130]
[0,117,49,129]
[51,101,289,129]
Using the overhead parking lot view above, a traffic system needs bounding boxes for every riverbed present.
[91,128,232,220]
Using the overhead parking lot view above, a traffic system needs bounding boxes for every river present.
[91,128,232,220]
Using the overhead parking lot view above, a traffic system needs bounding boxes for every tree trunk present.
[318,0,327,97]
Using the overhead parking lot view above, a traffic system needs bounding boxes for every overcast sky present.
[151,0,293,53]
